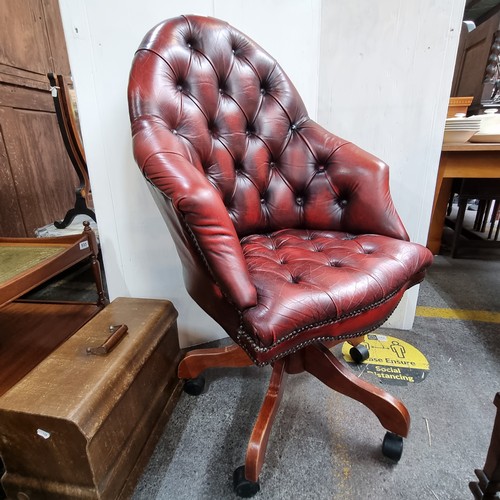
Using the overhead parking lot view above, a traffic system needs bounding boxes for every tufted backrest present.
[128,15,409,314]
[130,15,408,237]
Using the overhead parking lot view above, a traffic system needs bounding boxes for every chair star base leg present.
[304,343,410,437]
[244,358,287,483]
[180,340,411,495]
[178,343,253,380]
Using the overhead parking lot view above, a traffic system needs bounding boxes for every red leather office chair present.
[128,15,434,497]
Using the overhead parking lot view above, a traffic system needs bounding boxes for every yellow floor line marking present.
[416,306,500,324]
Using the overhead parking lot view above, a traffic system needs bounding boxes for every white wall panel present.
[318,0,465,328]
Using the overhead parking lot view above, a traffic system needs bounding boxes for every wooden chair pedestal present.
[178,340,410,487]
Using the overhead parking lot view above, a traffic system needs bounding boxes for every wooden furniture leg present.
[488,200,500,240]
[427,164,453,255]
[451,198,468,258]
[303,343,410,437]
[83,222,108,307]
[244,358,288,482]
[178,343,253,380]
[470,393,500,499]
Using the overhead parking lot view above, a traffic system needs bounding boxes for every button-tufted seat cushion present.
[128,15,433,366]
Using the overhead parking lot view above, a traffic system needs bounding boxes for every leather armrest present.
[330,141,409,241]
[132,116,258,310]
[300,121,409,241]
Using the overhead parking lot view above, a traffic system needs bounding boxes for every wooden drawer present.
[0,297,182,499]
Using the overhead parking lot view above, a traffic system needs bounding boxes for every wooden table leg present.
[470,393,500,499]
[427,177,453,255]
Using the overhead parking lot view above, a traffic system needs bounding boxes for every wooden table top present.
[0,231,94,309]
[442,142,500,151]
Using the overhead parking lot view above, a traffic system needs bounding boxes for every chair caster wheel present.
[233,465,260,498]
[382,432,404,462]
[349,344,369,363]
[183,376,205,396]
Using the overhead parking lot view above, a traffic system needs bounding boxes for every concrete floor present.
[132,252,500,500]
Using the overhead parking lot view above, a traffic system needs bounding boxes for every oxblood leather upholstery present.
[128,15,433,366]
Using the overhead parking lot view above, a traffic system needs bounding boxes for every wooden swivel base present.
[178,339,410,497]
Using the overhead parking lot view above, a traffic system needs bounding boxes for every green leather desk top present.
[0,246,65,286]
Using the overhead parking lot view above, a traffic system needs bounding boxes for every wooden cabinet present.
[0,298,182,500]
[0,0,79,237]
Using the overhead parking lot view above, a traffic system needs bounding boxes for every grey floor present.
[132,239,500,499]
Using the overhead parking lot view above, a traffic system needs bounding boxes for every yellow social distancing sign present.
[342,333,429,386]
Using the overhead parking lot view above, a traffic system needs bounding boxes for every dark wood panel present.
[41,0,71,76]
[0,0,53,77]
[0,121,25,237]
[0,68,49,90]
[0,0,70,90]
[0,83,54,111]
[0,0,83,238]
[0,106,78,235]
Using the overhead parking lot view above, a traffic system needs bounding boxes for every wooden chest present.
[0,297,182,499]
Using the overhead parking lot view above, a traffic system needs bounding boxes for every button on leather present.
[296,197,303,206]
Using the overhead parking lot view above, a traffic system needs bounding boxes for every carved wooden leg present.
[89,253,107,307]
[178,343,253,380]
[244,358,288,483]
[83,221,108,307]
[303,343,410,437]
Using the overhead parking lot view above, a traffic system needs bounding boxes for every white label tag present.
[37,429,51,439]
[80,241,89,250]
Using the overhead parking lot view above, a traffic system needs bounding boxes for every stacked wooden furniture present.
[0,222,106,396]
[0,224,183,498]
